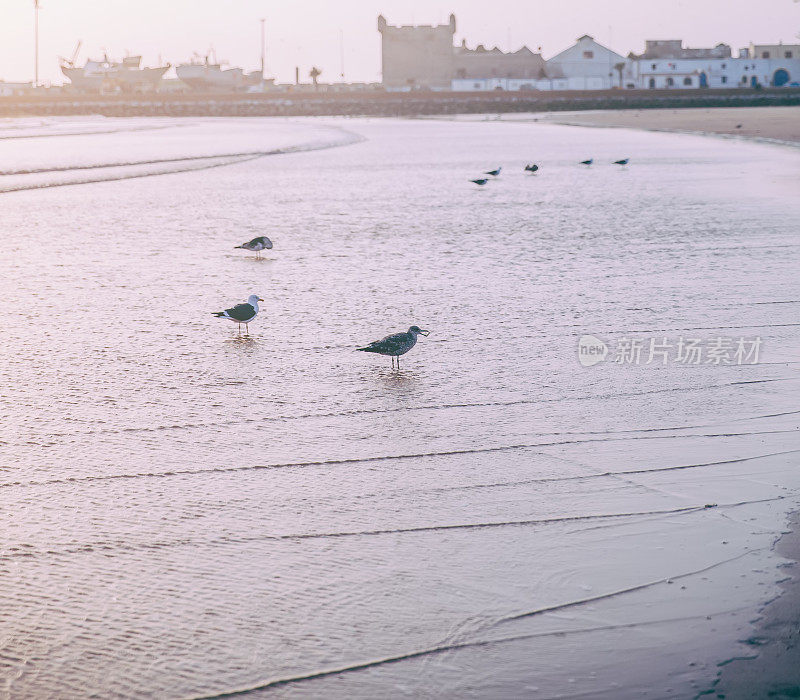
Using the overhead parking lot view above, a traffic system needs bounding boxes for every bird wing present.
[224,303,257,321]
[368,332,408,353]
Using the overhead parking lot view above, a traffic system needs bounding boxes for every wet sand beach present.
[535,105,800,146]
[708,513,800,699]
[1,114,799,698]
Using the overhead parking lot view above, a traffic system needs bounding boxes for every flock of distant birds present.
[470,158,629,185]
[213,235,430,368]
[213,156,632,367]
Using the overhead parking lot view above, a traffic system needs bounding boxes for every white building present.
[635,56,800,89]
[545,35,634,90]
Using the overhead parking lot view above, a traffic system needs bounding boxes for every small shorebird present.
[485,167,502,177]
[235,236,273,259]
[580,158,593,166]
[357,326,430,369]
[613,158,629,165]
[470,178,489,186]
[524,163,539,172]
[212,294,263,335]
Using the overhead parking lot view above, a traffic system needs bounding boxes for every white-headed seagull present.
[213,294,264,335]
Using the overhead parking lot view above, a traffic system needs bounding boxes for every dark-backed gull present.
[613,158,629,165]
[357,326,430,369]
[212,294,264,335]
[235,236,273,258]
[580,159,593,165]
[485,167,502,176]
[470,178,489,186]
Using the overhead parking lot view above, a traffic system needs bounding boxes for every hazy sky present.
[1,0,798,84]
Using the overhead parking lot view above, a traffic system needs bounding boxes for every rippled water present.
[1,115,799,698]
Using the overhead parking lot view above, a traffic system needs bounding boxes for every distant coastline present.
[1,87,799,119]
[453,105,800,146]
[530,105,800,146]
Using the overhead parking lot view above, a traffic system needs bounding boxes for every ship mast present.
[260,18,266,80]
[34,0,40,87]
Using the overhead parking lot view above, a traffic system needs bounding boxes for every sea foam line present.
[1,432,797,491]
[0,131,365,194]
[6,377,789,444]
[1,498,780,562]
[188,547,765,698]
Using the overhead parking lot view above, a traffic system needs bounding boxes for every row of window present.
[762,51,793,58]
[650,75,741,86]
[655,77,695,86]
[652,62,729,70]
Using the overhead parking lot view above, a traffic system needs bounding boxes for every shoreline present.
[531,105,800,146]
[704,512,800,698]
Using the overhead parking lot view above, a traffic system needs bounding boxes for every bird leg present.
[245,323,249,335]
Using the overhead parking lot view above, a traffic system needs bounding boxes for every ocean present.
[1,115,799,698]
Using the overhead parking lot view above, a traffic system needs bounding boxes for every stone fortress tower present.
[377,14,457,89]
[378,13,546,90]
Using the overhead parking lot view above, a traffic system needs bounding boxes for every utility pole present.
[339,29,345,82]
[34,0,41,87]
[260,18,266,79]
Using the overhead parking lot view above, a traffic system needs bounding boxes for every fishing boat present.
[60,54,169,93]
[176,53,262,92]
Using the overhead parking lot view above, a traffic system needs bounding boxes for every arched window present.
[683,77,692,85]
[648,77,655,89]
[666,77,674,86]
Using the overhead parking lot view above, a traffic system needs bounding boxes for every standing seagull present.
[485,167,502,177]
[524,163,539,172]
[470,178,489,186]
[212,294,264,335]
[357,326,430,369]
[235,236,273,259]
[613,158,629,165]
[580,158,593,166]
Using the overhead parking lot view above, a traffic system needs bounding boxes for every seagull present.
[470,178,489,186]
[735,124,742,129]
[235,236,273,259]
[485,167,502,176]
[613,158,629,165]
[356,326,430,369]
[524,163,539,172]
[212,294,263,335]
[580,159,593,166]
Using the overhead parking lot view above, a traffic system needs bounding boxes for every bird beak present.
[257,297,264,302]
[420,330,430,336]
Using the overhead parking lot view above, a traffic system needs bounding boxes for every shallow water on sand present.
[1,116,799,698]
